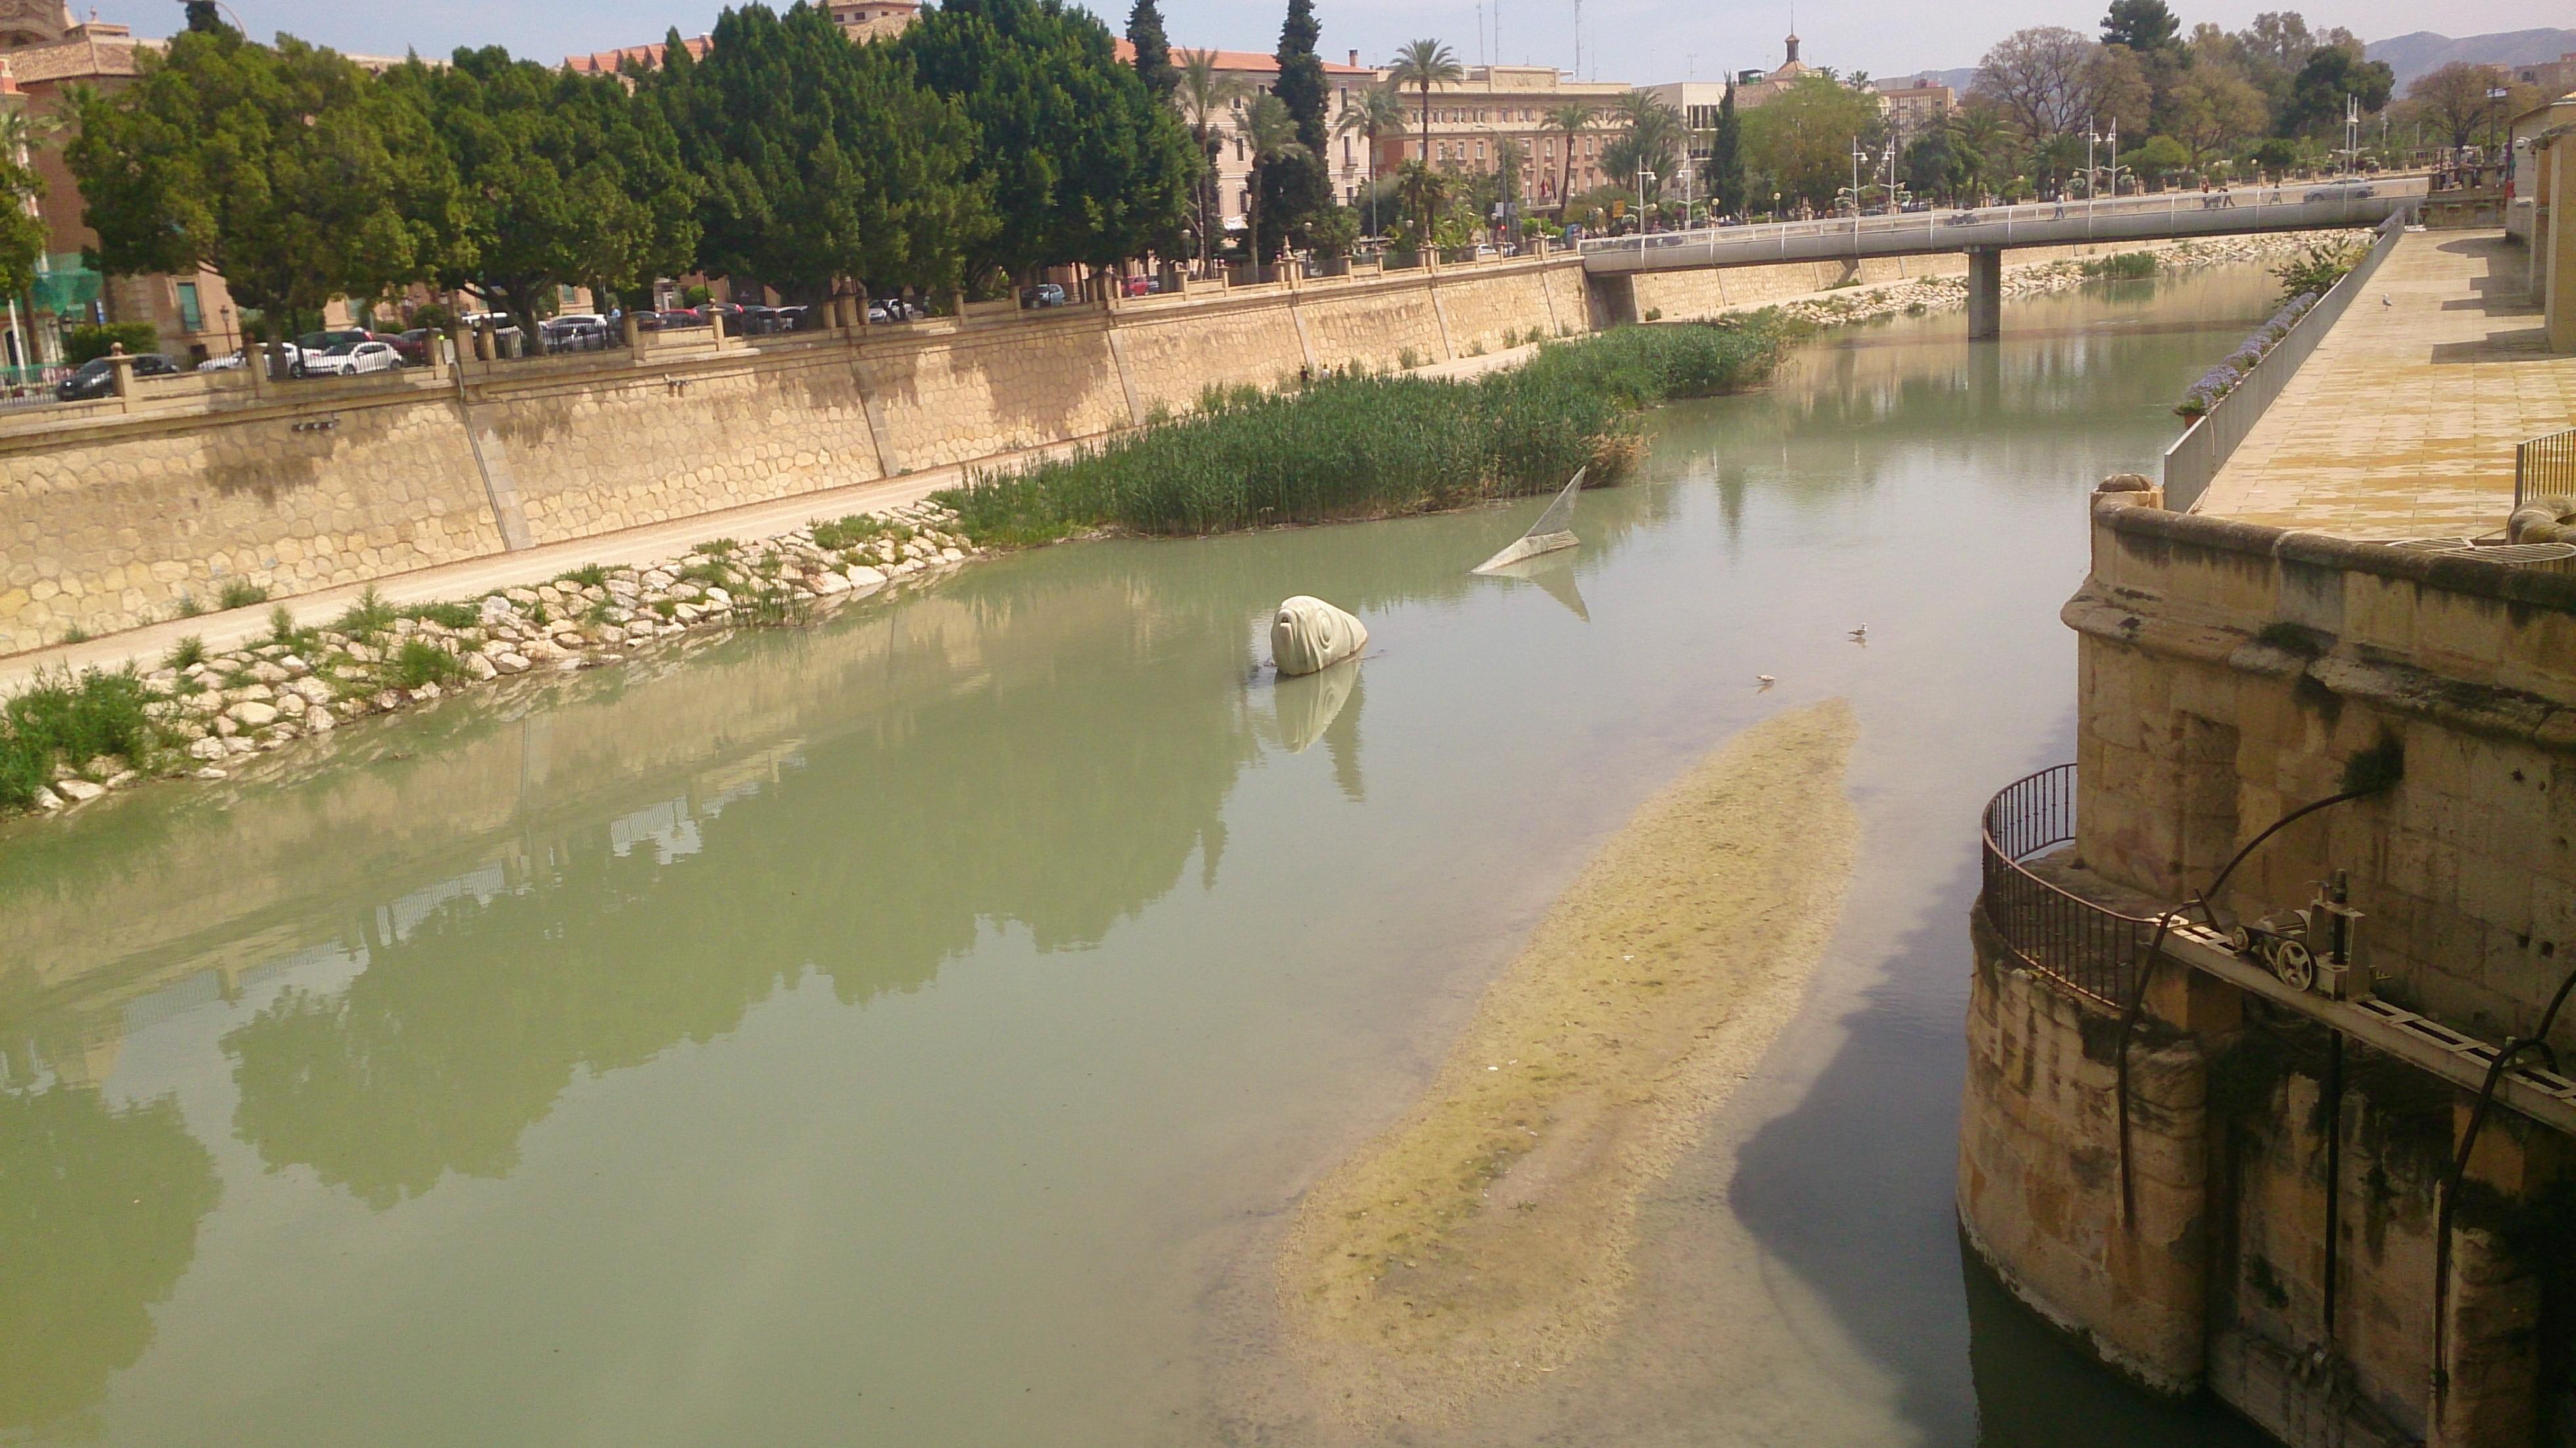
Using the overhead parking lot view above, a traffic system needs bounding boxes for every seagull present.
[2381,296,2392,306]
[1756,674,1777,690]
[1848,624,1869,643]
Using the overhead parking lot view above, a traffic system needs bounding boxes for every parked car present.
[1121,275,1167,297]
[197,348,247,373]
[539,314,611,349]
[699,302,748,331]
[1019,283,1069,309]
[305,339,403,377]
[2303,182,2375,202]
[56,353,181,401]
[771,305,812,332]
[390,329,436,366]
[658,308,708,329]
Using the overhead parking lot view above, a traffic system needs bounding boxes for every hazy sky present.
[182,0,2558,82]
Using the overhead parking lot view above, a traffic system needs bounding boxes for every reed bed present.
[938,317,1795,546]
[0,667,165,809]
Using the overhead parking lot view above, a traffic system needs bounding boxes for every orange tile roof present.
[565,35,712,74]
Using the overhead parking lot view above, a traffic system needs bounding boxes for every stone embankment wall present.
[0,260,1589,657]
[1628,235,2318,321]
[1963,493,2576,1448]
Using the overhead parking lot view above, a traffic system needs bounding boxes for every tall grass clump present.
[0,667,161,807]
[939,318,1789,545]
[2081,252,2158,281]
[383,639,467,690]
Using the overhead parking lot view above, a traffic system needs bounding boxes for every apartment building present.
[1115,42,1377,230]
[1366,65,1634,207]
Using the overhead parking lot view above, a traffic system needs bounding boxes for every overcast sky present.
[188,0,2558,81]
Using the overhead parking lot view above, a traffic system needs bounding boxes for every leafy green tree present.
[1741,75,1886,210]
[1541,101,1594,207]
[66,27,463,365]
[1601,90,1684,203]
[1124,0,1176,100]
[902,0,1197,281]
[2122,133,2191,184]
[181,0,228,35]
[2278,46,2393,138]
[1709,81,1745,215]
[2100,0,2180,55]
[0,111,48,302]
[1257,0,1333,258]
[658,7,991,303]
[1392,158,1452,250]
[384,47,700,347]
[1241,93,1308,270]
[1174,49,1248,273]
[1902,128,1967,202]
[1388,39,1463,163]
[1335,83,1406,235]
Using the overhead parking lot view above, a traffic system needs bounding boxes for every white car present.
[196,349,246,373]
[306,340,403,377]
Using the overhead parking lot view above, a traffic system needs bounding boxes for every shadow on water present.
[1726,860,2272,1447]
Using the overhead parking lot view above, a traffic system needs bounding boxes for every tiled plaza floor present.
[2198,231,2576,538]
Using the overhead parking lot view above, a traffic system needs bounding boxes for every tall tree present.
[658,5,991,303]
[1388,39,1463,162]
[1973,27,2097,141]
[1125,0,1176,101]
[2278,46,2393,138]
[2405,61,2502,151]
[1601,90,1684,203]
[1708,82,1745,215]
[2100,0,2180,55]
[386,47,702,347]
[1542,101,1594,206]
[1174,49,1249,273]
[68,27,463,361]
[1239,94,1308,273]
[1740,74,1887,210]
[1258,0,1333,258]
[181,0,229,35]
[1334,83,1406,235]
[2167,65,2267,167]
[0,110,47,303]
[902,0,1197,280]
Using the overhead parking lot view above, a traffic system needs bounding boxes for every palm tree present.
[1392,159,1452,252]
[1241,93,1310,273]
[1177,49,1251,275]
[1492,134,1528,208]
[1335,83,1407,238]
[1387,39,1463,164]
[1542,102,1595,210]
[1604,91,1685,211]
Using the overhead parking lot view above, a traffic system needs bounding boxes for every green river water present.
[3,269,2291,1446]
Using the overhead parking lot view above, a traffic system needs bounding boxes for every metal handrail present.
[1978,764,2169,1009]
[2515,428,2576,514]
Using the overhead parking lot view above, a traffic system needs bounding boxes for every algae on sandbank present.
[1276,699,1862,1426]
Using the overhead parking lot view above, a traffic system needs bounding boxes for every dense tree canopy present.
[1123,0,1175,101]
[67,26,462,340]
[656,5,991,300]
[1256,0,1333,260]
[900,0,1196,279]
[385,46,701,342]
[1741,76,1885,209]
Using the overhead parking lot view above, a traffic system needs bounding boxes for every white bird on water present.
[1756,674,1777,690]
[1849,624,1869,643]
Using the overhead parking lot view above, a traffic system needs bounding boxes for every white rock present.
[410,682,443,701]
[186,736,227,761]
[195,767,228,781]
[480,596,518,625]
[940,547,964,562]
[703,587,732,608]
[465,652,499,681]
[494,652,531,675]
[56,779,105,802]
[102,771,139,788]
[304,707,336,733]
[674,602,704,624]
[279,655,311,677]
[31,785,62,811]
[224,736,258,756]
[844,566,887,589]
[228,700,279,727]
[813,572,852,595]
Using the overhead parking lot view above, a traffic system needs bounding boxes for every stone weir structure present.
[0,258,1599,657]
[1962,487,2576,1448]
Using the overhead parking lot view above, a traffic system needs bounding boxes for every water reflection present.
[0,1085,218,1434]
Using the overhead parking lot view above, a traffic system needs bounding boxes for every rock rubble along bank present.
[1760,231,2366,330]
[1274,700,1861,1428]
[0,502,982,821]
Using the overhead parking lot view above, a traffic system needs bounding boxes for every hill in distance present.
[1904,28,2571,97]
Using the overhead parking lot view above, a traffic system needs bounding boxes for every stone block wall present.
[0,260,1585,657]
[2068,501,2576,1055]
[1958,907,2214,1393]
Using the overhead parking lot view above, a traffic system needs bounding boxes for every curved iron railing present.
[1979,765,2167,1009]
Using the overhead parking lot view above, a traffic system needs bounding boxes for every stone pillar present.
[449,326,475,376]
[622,310,644,357]
[1966,246,2004,341]
[2544,137,2575,354]
[108,348,135,413]
[710,308,732,351]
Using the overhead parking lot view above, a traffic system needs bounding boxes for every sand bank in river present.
[1274,700,1861,1427]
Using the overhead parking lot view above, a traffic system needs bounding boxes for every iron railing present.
[1979,765,2169,1009]
[2515,428,2576,514]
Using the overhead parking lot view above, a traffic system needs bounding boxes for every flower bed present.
[2174,291,2318,420]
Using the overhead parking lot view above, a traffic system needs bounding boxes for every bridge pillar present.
[1966,247,2003,341]
[1584,271,1640,330]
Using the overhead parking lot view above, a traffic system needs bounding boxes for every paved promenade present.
[2198,231,2576,537]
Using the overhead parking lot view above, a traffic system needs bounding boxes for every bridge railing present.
[2162,208,2412,513]
[1573,178,2424,272]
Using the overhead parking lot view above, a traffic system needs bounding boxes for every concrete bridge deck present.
[1576,178,2427,275]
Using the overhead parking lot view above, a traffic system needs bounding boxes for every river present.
[1,267,2287,1447]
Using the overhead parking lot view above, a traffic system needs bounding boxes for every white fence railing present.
[2162,208,2412,513]
[1575,179,2425,274]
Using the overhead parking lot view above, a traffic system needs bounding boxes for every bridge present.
[1575,178,2428,337]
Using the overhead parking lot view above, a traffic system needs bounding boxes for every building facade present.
[1113,43,1376,231]
[1366,65,1634,209]
[0,3,244,370]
